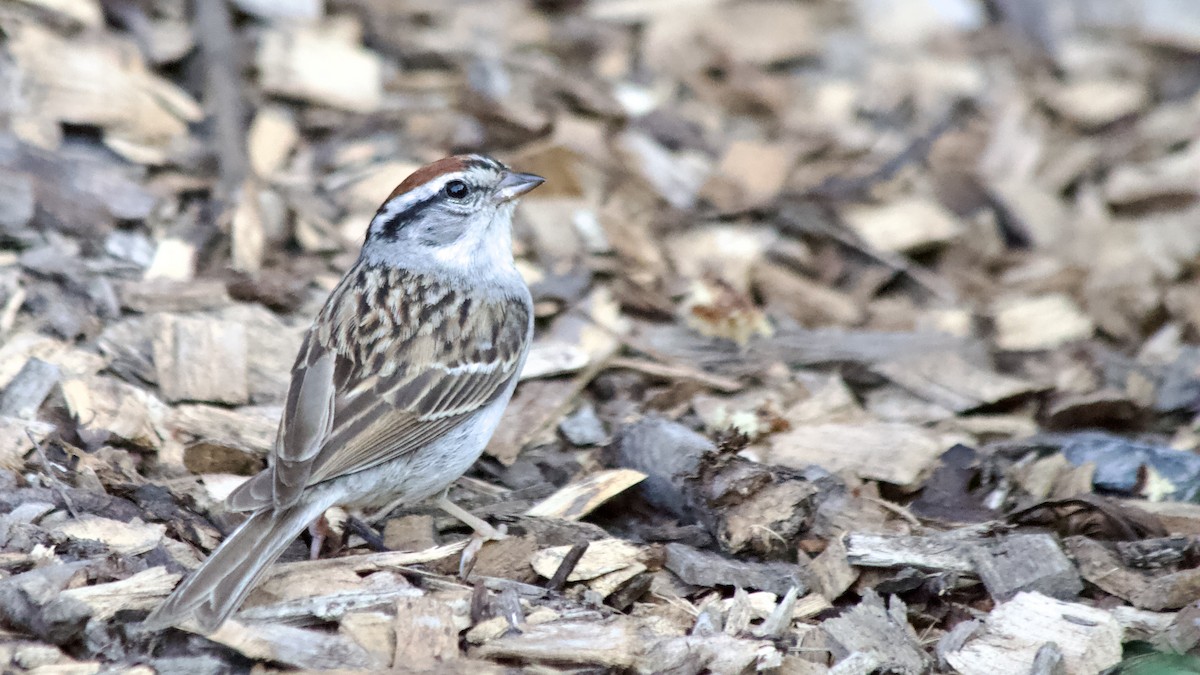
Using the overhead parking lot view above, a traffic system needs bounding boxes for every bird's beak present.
[496,171,545,202]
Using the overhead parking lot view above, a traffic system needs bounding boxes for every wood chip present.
[117,279,232,313]
[60,567,180,620]
[845,533,977,574]
[169,404,279,470]
[0,357,60,420]
[525,469,647,520]
[810,535,859,600]
[246,105,298,178]
[530,539,642,582]
[944,592,1122,675]
[61,375,165,449]
[970,534,1083,601]
[153,314,249,405]
[821,590,929,674]
[767,422,955,487]
[701,141,797,211]
[992,294,1095,351]
[842,197,963,254]
[1066,536,1200,611]
[873,352,1041,412]
[256,25,383,113]
[263,542,469,582]
[53,517,165,556]
[4,22,201,162]
[338,611,395,667]
[200,619,376,670]
[1043,79,1148,130]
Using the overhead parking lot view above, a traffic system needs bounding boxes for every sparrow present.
[144,155,543,632]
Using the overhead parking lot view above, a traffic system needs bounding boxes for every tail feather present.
[143,495,333,633]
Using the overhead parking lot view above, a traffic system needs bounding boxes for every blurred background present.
[3,0,1200,671]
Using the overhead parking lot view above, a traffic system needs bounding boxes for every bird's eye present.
[444,180,469,200]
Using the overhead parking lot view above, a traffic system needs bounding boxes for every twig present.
[606,356,743,393]
[862,495,923,529]
[547,541,589,591]
[194,0,248,199]
[27,428,79,519]
[800,99,975,202]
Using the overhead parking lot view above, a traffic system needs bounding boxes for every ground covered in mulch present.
[3,0,1200,673]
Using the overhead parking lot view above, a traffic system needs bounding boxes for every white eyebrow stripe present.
[368,170,469,233]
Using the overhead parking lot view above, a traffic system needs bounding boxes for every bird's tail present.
[143,494,334,633]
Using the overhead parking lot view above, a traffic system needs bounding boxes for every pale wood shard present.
[117,279,232,314]
[471,618,637,667]
[3,21,201,163]
[873,352,1041,412]
[1104,145,1200,206]
[53,517,166,556]
[390,596,461,669]
[246,105,299,179]
[828,651,884,675]
[844,533,976,573]
[61,375,165,449]
[238,577,424,625]
[530,539,643,582]
[766,422,955,487]
[229,179,269,274]
[970,534,1083,601]
[519,340,590,380]
[198,619,376,670]
[701,141,798,212]
[382,515,437,551]
[262,542,469,582]
[169,403,280,472]
[470,616,776,672]
[246,563,368,608]
[525,469,647,521]
[60,567,181,620]
[842,197,963,254]
[1042,79,1149,130]
[992,294,1095,351]
[0,333,107,392]
[153,314,249,405]
[944,592,1122,675]
[216,303,307,404]
[810,535,859,601]
[256,25,383,113]
[143,239,197,282]
[338,611,395,667]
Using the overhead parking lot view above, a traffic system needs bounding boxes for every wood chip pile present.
[2,0,1200,672]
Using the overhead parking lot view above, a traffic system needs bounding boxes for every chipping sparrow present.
[144,155,543,632]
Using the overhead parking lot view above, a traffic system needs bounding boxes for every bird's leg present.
[437,490,507,541]
[307,513,335,560]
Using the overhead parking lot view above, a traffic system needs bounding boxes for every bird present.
[144,154,543,632]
